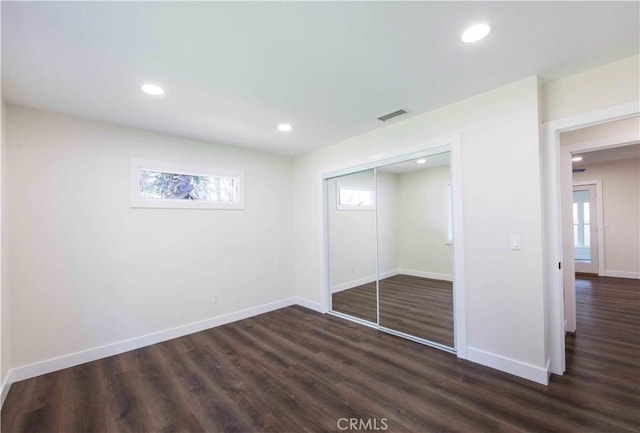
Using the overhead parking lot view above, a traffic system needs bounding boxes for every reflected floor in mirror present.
[332,275,454,347]
[379,275,453,347]
[331,282,377,323]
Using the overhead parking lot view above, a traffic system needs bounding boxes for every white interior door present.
[572,184,598,274]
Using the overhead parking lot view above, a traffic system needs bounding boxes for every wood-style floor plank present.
[332,275,454,346]
[2,275,638,433]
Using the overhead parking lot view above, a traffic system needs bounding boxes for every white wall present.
[541,55,640,122]
[1,97,10,397]
[0,0,10,397]
[375,170,398,277]
[327,170,398,292]
[560,116,640,146]
[327,171,377,291]
[328,163,453,290]
[396,164,452,279]
[293,76,548,382]
[540,55,640,374]
[573,158,640,278]
[5,106,294,369]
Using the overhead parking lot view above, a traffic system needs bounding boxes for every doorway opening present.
[542,104,639,376]
[561,129,639,334]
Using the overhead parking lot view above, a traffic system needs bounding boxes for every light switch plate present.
[510,235,521,250]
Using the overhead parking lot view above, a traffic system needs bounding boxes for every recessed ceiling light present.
[141,83,165,96]
[278,123,293,132]
[461,23,491,43]
[417,159,427,164]
[572,156,583,162]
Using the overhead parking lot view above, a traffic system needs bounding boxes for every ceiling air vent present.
[377,109,407,122]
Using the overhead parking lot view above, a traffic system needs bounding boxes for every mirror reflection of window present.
[337,185,375,209]
[327,170,378,323]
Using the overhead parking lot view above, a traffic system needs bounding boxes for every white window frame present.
[130,159,245,209]
[336,183,376,211]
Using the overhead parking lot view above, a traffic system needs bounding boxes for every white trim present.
[562,136,639,154]
[572,180,605,276]
[1,297,310,390]
[445,182,453,244]
[561,125,638,330]
[322,138,455,179]
[398,269,453,282]
[602,270,640,279]
[450,135,467,359]
[379,326,455,353]
[331,274,377,293]
[547,102,639,133]
[541,101,639,376]
[331,269,453,293]
[374,167,381,325]
[1,375,11,407]
[130,158,245,209]
[331,270,399,293]
[466,347,550,385]
[292,296,325,313]
[322,176,332,313]
[561,149,577,332]
[321,135,466,360]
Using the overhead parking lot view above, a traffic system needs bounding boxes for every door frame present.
[541,101,639,376]
[572,180,604,276]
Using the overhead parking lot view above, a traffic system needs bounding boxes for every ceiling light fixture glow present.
[572,156,583,162]
[278,123,293,132]
[417,159,427,164]
[461,23,491,43]
[141,83,165,96]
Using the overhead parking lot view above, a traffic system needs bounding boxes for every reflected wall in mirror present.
[377,152,454,347]
[327,170,377,323]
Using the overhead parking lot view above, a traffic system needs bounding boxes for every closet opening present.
[323,144,463,354]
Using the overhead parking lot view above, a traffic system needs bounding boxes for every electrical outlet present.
[213,293,220,304]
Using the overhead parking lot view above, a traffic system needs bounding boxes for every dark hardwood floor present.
[2,276,639,433]
[380,275,453,347]
[331,275,454,347]
[331,280,377,323]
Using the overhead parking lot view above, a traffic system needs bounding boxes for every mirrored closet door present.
[326,150,455,352]
[376,152,454,348]
[327,169,378,324]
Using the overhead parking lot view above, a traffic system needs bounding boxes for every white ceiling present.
[2,2,639,156]
[574,143,640,167]
[378,152,450,174]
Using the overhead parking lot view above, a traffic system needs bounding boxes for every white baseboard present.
[331,268,453,293]
[379,270,399,280]
[603,270,640,279]
[466,347,549,385]
[2,296,310,395]
[292,296,325,313]
[331,274,376,293]
[331,270,399,293]
[399,268,453,282]
[1,374,11,408]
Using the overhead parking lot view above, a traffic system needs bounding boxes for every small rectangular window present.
[337,185,375,210]
[131,159,245,209]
